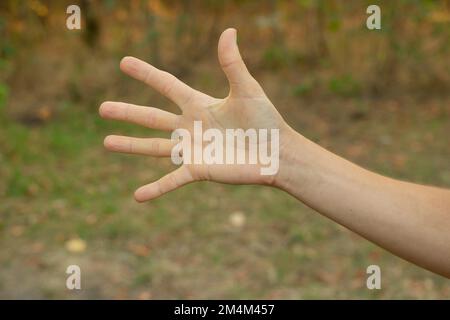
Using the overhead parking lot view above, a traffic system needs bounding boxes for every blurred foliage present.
[0,83,8,110]
[328,74,361,97]
[0,0,448,104]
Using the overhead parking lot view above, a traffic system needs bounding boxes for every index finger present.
[120,56,196,108]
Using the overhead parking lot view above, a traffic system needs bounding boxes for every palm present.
[100,28,286,202]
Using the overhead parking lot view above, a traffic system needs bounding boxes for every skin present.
[100,28,450,278]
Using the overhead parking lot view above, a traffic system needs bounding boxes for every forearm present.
[276,128,450,278]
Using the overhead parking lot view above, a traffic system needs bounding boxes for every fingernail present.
[232,28,237,43]
[120,56,139,73]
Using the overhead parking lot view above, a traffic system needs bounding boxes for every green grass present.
[0,96,449,299]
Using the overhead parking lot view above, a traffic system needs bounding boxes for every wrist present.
[271,126,308,190]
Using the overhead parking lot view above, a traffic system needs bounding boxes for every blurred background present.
[0,0,449,299]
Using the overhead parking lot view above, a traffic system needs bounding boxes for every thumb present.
[218,28,262,96]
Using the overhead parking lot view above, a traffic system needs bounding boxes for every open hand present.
[100,28,290,202]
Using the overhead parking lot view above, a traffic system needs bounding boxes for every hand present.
[100,28,290,202]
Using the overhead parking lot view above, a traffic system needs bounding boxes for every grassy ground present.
[1,85,449,298]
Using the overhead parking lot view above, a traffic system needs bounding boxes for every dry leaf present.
[229,211,246,229]
[11,225,25,237]
[128,243,151,257]
[65,238,87,253]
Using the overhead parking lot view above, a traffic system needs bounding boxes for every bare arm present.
[276,129,450,278]
[100,28,450,278]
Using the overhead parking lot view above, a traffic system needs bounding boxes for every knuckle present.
[220,58,241,70]
[155,181,164,196]
[161,73,177,96]
[151,140,160,154]
[125,104,131,121]
[146,110,157,128]
[143,68,153,85]
[128,139,134,153]
[168,173,179,188]
[182,90,194,106]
